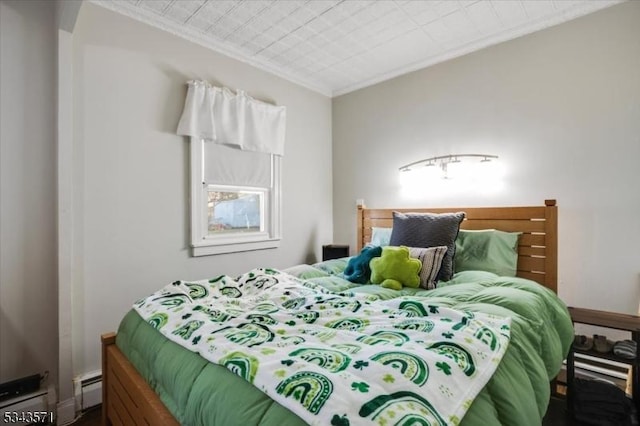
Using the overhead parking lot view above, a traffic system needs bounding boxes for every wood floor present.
[70,400,567,425]
[69,405,101,426]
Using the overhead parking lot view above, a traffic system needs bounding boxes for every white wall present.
[332,2,640,314]
[70,3,333,375]
[0,0,57,384]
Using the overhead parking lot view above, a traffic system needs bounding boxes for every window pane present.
[207,190,263,235]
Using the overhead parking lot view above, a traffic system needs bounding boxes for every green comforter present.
[116,260,573,426]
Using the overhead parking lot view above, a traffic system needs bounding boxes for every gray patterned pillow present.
[389,211,465,281]
[409,246,448,289]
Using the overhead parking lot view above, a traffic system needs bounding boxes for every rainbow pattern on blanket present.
[134,268,510,426]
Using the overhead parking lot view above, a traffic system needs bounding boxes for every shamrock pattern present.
[135,268,511,426]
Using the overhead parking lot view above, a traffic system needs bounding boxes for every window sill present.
[192,238,280,256]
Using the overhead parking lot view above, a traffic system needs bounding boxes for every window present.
[190,138,281,256]
[177,81,286,256]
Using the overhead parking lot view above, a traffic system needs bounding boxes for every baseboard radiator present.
[73,371,102,411]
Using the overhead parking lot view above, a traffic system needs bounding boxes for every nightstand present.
[322,244,349,261]
[566,307,640,419]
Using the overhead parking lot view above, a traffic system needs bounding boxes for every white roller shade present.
[204,142,272,188]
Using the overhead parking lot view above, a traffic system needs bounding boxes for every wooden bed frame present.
[101,199,558,425]
[101,332,179,426]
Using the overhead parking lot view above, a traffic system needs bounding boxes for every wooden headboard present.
[356,199,558,293]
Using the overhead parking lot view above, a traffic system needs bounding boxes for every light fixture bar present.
[398,154,498,172]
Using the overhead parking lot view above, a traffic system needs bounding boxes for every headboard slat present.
[517,271,546,283]
[518,234,546,246]
[518,256,546,272]
[518,246,545,257]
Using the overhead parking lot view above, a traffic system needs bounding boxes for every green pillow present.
[370,227,392,246]
[283,264,330,279]
[454,229,521,277]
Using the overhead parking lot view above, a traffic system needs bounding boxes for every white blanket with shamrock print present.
[134,268,511,426]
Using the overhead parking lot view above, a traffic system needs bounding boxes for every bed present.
[101,199,572,426]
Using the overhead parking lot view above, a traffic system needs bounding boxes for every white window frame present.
[190,137,281,256]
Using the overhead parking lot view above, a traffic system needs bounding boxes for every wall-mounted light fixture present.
[399,154,499,180]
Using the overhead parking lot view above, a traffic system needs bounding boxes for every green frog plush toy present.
[370,246,422,290]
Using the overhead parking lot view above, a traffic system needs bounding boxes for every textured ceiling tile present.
[356,51,393,73]
[365,9,411,40]
[172,0,204,13]
[287,42,311,59]
[433,0,461,17]
[279,32,304,48]
[309,49,337,68]
[305,60,329,75]
[553,0,585,10]
[247,17,275,34]
[200,1,236,17]
[235,0,272,14]
[328,42,353,62]
[251,33,277,50]
[291,54,315,70]
[465,1,501,33]
[242,40,264,56]
[261,24,288,42]
[339,0,374,16]
[225,27,258,45]
[306,17,333,34]
[412,8,442,26]
[521,0,556,20]
[140,0,171,14]
[459,0,481,7]
[305,33,329,50]
[164,7,192,24]
[348,25,375,43]
[320,5,351,24]
[291,24,317,41]
[274,0,307,16]
[306,0,341,14]
[492,0,527,27]
[92,0,624,96]
[375,28,434,64]
[369,0,398,16]
[422,17,455,44]
[322,27,348,43]
[295,5,326,23]
[215,18,243,38]
[440,10,478,40]
[264,41,291,59]
[189,15,213,33]
[338,36,365,54]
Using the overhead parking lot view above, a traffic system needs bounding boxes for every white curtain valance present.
[176,80,286,156]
